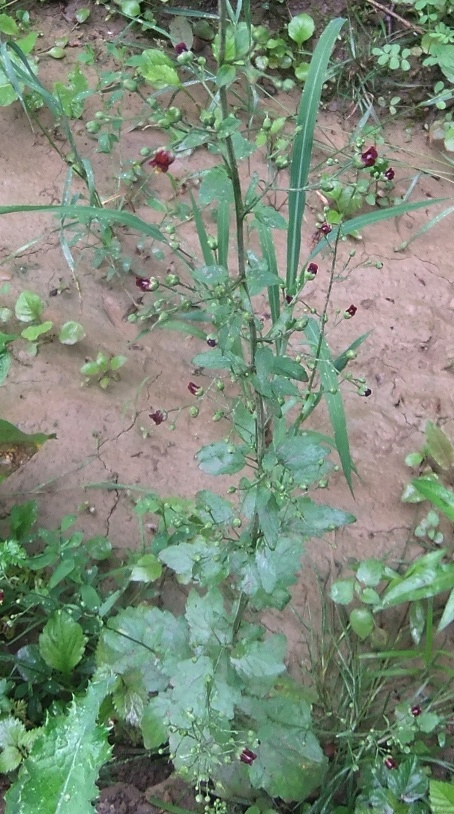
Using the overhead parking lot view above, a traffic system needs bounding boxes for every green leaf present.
[110,354,127,371]
[185,588,232,646]
[275,435,329,477]
[134,49,180,88]
[287,18,345,294]
[272,355,308,381]
[409,600,426,644]
[21,321,53,341]
[411,477,454,522]
[304,317,353,491]
[192,349,233,369]
[38,610,86,673]
[231,634,286,680]
[330,578,354,605]
[430,780,454,814]
[438,587,454,632]
[159,540,228,586]
[0,717,29,772]
[378,561,454,609]
[0,420,56,482]
[199,166,234,205]
[197,441,246,475]
[349,607,374,640]
[0,14,18,35]
[244,694,327,801]
[216,64,236,87]
[356,558,384,587]
[5,675,113,814]
[130,553,162,582]
[253,204,287,230]
[10,500,37,538]
[47,47,66,60]
[75,7,90,23]
[141,697,168,750]
[118,0,141,15]
[15,291,44,323]
[424,421,454,471]
[59,321,86,345]
[288,13,315,46]
[196,490,235,524]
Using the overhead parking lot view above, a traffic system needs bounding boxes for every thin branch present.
[364,0,424,34]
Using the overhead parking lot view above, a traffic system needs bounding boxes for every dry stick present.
[364,0,424,34]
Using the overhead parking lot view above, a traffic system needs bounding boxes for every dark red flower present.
[149,148,175,173]
[320,222,332,235]
[136,276,153,291]
[307,262,318,275]
[411,704,422,717]
[150,410,166,425]
[363,388,372,397]
[188,381,202,396]
[384,167,395,181]
[361,145,378,167]
[285,294,293,304]
[345,304,357,317]
[240,748,257,765]
[384,756,397,770]
[175,42,188,55]
[206,337,217,347]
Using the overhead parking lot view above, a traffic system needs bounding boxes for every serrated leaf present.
[134,49,180,88]
[38,610,86,673]
[430,780,454,814]
[5,675,113,814]
[185,588,232,646]
[199,166,234,205]
[196,490,235,524]
[192,349,233,369]
[275,435,329,476]
[231,634,286,680]
[130,553,162,582]
[197,441,246,475]
[169,15,193,49]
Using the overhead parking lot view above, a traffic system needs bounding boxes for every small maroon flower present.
[206,337,217,347]
[240,748,257,765]
[411,704,422,717]
[361,145,378,167]
[136,276,152,291]
[384,167,395,181]
[149,410,166,425]
[320,222,332,235]
[285,294,293,304]
[345,304,357,317]
[307,262,318,275]
[149,148,175,173]
[384,756,397,770]
[363,388,372,397]
[188,381,202,396]
[175,42,188,55]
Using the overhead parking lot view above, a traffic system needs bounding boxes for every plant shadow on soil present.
[1,3,454,812]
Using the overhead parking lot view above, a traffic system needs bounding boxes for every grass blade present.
[257,221,280,325]
[0,204,166,243]
[189,191,215,266]
[217,198,230,268]
[304,317,353,491]
[308,196,450,261]
[286,17,345,295]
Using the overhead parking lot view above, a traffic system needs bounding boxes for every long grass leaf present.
[189,191,215,265]
[217,199,230,268]
[395,204,454,251]
[286,18,345,294]
[0,204,166,243]
[304,317,353,491]
[308,196,450,261]
[257,221,280,325]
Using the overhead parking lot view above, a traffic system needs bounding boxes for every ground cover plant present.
[0,1,454,813]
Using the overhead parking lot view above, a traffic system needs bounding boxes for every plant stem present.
[218,0,246,281]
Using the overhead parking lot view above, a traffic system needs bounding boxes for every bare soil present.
[1,3,454,812]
